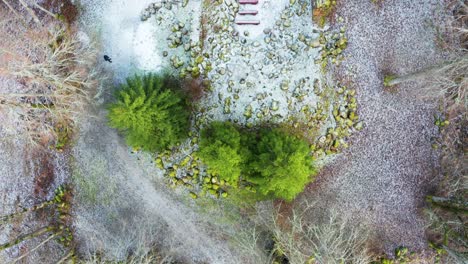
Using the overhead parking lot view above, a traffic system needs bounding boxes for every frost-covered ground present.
[74,0,317,262]
[301,0,444,255]
[0,11,71,262]
[73,0,328,261]
[78,0,323,125]
[78,0,202,82]
[0,138,69,263]
[71,111,248,263]
[78,0,159,77]
[0,0,448,262]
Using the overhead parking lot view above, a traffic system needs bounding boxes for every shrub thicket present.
[107,74,189,152]
[198,122,316,201]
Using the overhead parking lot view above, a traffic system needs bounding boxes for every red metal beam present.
[239,0,259,4]
[235,20,260,25]
[238,10,258,15]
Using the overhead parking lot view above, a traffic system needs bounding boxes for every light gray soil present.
[302,0,444,255]
[71,110,247,263]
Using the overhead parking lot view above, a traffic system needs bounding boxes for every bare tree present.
[0,226,56,251]
[384,55,467,107]
[263,203,372,264]
[384,2,467,110]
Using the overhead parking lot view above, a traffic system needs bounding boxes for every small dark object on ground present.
[104,55,112,63]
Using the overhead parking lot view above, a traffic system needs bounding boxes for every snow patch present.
[133,22,163,72]
[79,0,164,82]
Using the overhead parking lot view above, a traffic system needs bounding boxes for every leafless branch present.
[266,203,372,264]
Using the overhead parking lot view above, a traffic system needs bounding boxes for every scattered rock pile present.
[141,1,190,21]
[137,0,362,198]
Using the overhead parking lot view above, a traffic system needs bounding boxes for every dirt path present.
[71,111,244,263]
[302,0,444,255]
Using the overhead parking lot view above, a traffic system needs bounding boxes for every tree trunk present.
[11,232,60,263]
[0,0,28,27]
[426,195,468,213]
[442,246,468,263]
[31,3,57,19]
[0,226,54,250]
[0,200,55,224]
[17,0,41,25]
[384,56,468,86]
[0,93,55,97]
[385,64,446,86]
[55,249,74,264]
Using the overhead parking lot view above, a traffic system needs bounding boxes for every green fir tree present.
[244,128,316,201]
[199,121,244,185]
[108,73,189,151]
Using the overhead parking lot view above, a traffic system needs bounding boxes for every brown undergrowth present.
[0,3,98,148]
[312,0,338,27]
[422,2,467,263]
[32,151,55,199]
[0,1,94,262]
[182,77,207,103]
[42,0,79,25]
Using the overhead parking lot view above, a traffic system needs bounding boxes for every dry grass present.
[429,0,467,196]
[426,55,467,110]
[386,1,467,111]
[422,3,468,263]
[0,6,98,147]
[428,0,467,220]
[424,201,467,263]
[0,5,98,261]
[436,113,467,198]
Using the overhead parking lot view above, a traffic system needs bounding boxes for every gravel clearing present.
[301,0,445,255]
[78,0,165,82]
[201,0,322,127]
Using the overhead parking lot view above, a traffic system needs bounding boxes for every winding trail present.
[72,113,242,263]
[302,0,444,254]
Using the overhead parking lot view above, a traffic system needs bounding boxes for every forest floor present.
[300,0,445,256]
[0,6,71,262]
[0,0,451,263]
[71,110,244,263]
